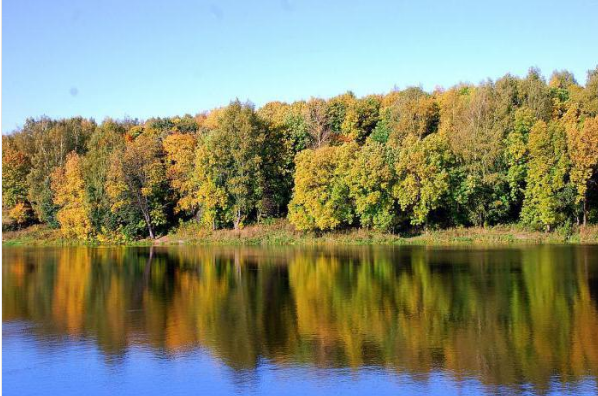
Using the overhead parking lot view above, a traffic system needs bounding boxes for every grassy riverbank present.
[3,220,598,247]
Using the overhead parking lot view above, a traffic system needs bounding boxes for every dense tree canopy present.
[3,67,598,239]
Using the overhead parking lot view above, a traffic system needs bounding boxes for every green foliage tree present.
[505,108,536,212]
[23,117,95,226]
[193,135,228,229]
[82,119,127,234]
[521,121,569,230]
[440,83,511,225]
[194,101,267,229]
[106,134,168,239]
[347,141,397,230]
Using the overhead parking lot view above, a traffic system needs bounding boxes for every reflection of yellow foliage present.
[3,246,598,391]
[52,249,91,334]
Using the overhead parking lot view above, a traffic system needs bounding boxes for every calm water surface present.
[3,245,598,395]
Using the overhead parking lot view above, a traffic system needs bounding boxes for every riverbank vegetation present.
[3,220,598,247]
[3,67,598,243]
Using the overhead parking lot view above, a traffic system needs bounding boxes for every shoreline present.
[3,221,598,247]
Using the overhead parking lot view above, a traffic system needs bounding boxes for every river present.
[3,245,598,395]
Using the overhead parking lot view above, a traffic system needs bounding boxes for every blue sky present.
[3,0,598,133]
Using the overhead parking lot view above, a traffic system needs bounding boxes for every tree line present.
[3,67,598,240]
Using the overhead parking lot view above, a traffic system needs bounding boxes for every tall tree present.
[440,83,511,225]
[393,133,454,227]
[24,117,95,226]
[51,152,93,239]
[304,98,332,148]
[2,137,30,209]
[82,119,127,233]
[505,107,536,214]
[567,114,598,225]
[521,121,569,231]
[288,144,358,231]
[195,101,266,229]
[2,137,33,227]
[193,135,228,229]
[163,132,198,216]
[347,141,396,230]
[106,134,167,239]
[340,95,381,144]
[382,87,439,146]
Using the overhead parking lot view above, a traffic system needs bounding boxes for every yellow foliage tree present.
[567,115,598,225]
[193,137,228,229]
[521,121,569,231]
[8,202,32,229]
[393,133,453,226]
[51,152,93,239]
[347,141,396,230]
[163,133,198,215]
[288,143,358,231]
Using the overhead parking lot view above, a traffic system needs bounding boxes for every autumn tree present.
[577,66,598,117]
[304,98,332,148]
[194,101,267,229]
[518,67,552,121]
[163,132,198,216]
[439,82,515,226]
[7,202,31,229]
[258,101,310,216]
[347,141,397,230]
[106,134,168,239]
[326,91,356,134]
[521,121,569,230]
[393,133,454,227]
[82,119,127,233]
[24,117,95,226]
[193,135,228,229]
[567,115,598,225]
[505,107,536,213]
[51,152,93,239]
[381,87,439,146]
[288,144,358,231]
[2,137,33,227]
[340,95,381,143]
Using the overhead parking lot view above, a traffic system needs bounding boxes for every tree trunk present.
[142,210,155,239]
[233,207,242,230]
[147,222,155,239]
[583,199,588,227]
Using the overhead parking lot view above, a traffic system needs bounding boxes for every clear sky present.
[3,0,598,133]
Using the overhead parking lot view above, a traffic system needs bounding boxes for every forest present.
[3,67,598,241]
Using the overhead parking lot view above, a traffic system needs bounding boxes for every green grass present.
[4,220,598,247]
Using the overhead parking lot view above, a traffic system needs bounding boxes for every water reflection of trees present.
[3,246,598,392]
